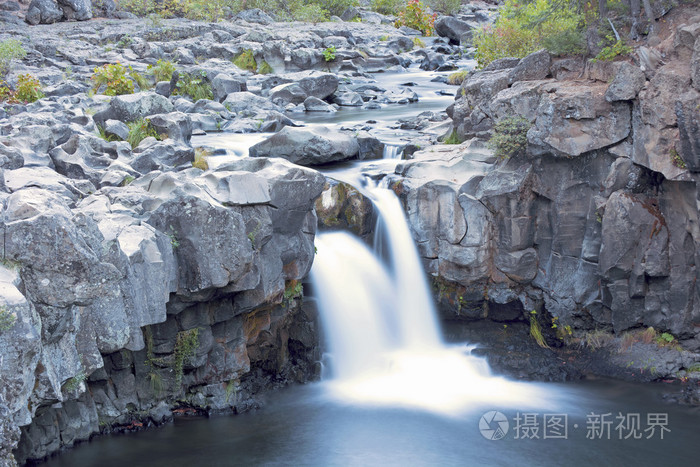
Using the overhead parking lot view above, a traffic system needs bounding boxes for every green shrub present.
[127,118,160,148]
[257,60,273,74]
[173,70,213,101]
[443,130,462,144]
[412,36,425,48]
[541,27,587,56]
[233,49,257,72]
[592,37,633,62]
[395,0,437,36]
[371,0,405,15]
[447,69,468,85]
[1,74,44,103]
[315,0,357,17]
[62,371,87,392]
[0,39,26,77]
[184,0,228,21]
[91,63,135,96]
[0,81,13,102]
[0,305,16,332]
[118,0,158,16]
[147,59,176,82]
[473,0,585,68]
[290,3,330,22]
[426,0,461,15]
[173,328,199,388]
[488,116,531,159]
[129,67,151,91]
[323,46,336,62]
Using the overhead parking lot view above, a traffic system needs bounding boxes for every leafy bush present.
[91,63,135,96]
[184,0,228,21]
[174,70,213,101]
[395,0,437,36]
[447,69,468,85]
[488,116,531,159]
[173,328,199,388]
[315,0,357,17]
[0,305,16,332]
[0,39,26,77]
[258,60,273,74]
[127,118,160,148]
[323,46,336,62]
[233,49,257,72]
[412,36,425,48]
[592,37,633,62]
[371,0,405,15]
[541,27,587,56]
[426,0,461,15]
[148,59,176,82]
[289,2,330,22]
[473,0,585,68]
[129,67,151,91]
[14,74,44,103]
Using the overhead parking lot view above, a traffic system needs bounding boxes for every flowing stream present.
[39,65,700,467]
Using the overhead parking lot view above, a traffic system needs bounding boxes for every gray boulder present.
[222,91,282,115]
[528,82,631,156]
[333,91,363,107]
[434,16,474,45]
[249,126,360,166]
[25,0,62,24]
[211,74,242,102]
[304,96,336,112]
[104,120,129,141]
[285,71,338,100]
[95,93,175,125]
[57,0,92,20]
[269,83,308,106]
[605,62,646,102]
[509,49,551,83]
[147,112,193,144]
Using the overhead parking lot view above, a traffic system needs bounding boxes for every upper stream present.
[39,64,700,467]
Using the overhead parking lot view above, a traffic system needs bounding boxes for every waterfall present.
[311,184,543,415]
[382,143,403,160]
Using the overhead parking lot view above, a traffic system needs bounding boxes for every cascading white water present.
[382,143,403,160]
[311,184,546,415]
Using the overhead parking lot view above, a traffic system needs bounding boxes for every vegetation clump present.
[488,116,531,159]
[91,63,136,96]
[395,0,437,36]
[0,39,26,77]
[148,59,176,83]
[323,46,337,62]
[0,74,44,103]
[127,118,160,148]
[447,69,468,85]
[173,70,213,101]
[173,328,200,388]
[371,0,404,15]
[233,49,257,72]
[0,305,17,333]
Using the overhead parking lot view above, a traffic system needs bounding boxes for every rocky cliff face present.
[385,11,700,388]
[1,157,324,464]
